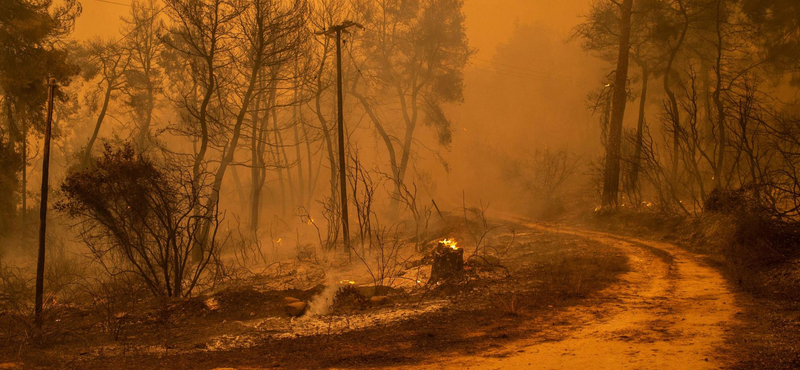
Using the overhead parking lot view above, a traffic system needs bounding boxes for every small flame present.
[440,238,458,250]
[339,280,355,285]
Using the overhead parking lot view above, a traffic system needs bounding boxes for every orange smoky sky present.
[74,0,592,58]
[72,0,600,210]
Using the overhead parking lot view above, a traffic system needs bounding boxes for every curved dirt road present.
[392,223,740,370]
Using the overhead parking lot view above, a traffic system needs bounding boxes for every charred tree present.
[601,0,634,207]
[630,55,649,192]
[79,40,129,167]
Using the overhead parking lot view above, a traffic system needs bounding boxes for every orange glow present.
[440,238,458,250]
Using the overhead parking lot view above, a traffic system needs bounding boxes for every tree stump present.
[428,240,464,285]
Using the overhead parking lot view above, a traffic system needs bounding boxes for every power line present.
[91,0,131,7]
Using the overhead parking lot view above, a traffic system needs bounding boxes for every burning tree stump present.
[428,239,464,285]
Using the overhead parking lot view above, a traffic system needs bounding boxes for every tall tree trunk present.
[250,85,264,233]
[265,82,288,218]
[630,59,648,193]
[21,115,26,236]
[271,134,287,217]
[293,91,305,207]
[230,166,247,206]
[193,60,260,262]
[302,113,318,206]
[274,105,296,211]
[664,4,690,182]
[601,0,634,207]
[712,0,726,190]
[84,81,114,166]
[386,81,421,217]
[312,42,337,206]
[352,92,399,181]
[315,90,338,206]
[136,84,155,150]
[192,55,216,185]
[251,76,278,230]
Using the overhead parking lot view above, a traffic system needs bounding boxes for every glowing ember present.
[339,280,355,285]
[440,238,458,250]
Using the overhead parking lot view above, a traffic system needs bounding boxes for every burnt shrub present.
[57,143,223,299]
[705,187,772,216]
[703,188,800,297]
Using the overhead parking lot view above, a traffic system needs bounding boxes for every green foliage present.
[0,0,81,128]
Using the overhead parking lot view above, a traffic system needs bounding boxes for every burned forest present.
[2,0,800,369]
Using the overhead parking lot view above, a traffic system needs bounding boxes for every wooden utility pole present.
[35,78,56,330]
[318,21,362,253]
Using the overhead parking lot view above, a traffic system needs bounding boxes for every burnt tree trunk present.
[601,0,634,207]
[428,242,464,285]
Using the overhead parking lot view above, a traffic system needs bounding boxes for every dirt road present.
[391,223,740,370]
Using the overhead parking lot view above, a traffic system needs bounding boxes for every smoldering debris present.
[205,300,450,351]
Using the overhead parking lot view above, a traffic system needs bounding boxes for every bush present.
[702,188,800,297]
[704,187,771,216]
[57,143,222,299]
[704,188,793,262]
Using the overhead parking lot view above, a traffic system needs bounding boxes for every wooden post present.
[334,28,351,254]
[315,21,362,255]
[35,78,56,330]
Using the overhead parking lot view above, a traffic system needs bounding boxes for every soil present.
[0,217,766,369]
[390,222,740,369]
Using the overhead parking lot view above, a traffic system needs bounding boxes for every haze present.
[1,0,799,368]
